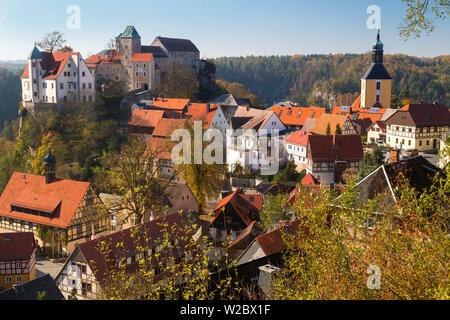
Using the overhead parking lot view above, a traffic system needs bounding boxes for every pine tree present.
[335,124,342,135]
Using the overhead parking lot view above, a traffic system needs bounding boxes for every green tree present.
[273,160,302,183]
[260,193,293,232]
[335,123,342,135]
[326,122,331,135]
[358,146,385,180]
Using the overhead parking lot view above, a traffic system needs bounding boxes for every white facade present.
[386,124,449,151]
[226,112,287,173]
[286,142,308,169]
[22,50,96,107]
[367,122,385,144]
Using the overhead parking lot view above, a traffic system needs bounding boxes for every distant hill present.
[215,53,449,108]
[0,66,22,125]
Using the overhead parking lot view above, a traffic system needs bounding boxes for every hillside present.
[215,54,450,108]
[0,66,22,125]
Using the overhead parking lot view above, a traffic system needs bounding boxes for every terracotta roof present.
[308,135,364,161]
[254,219,303,257]
[128,109,165,128]
[22,52,79,79]
[310,114,350,135]
[286,131,311,146]
[152,118,187,138]
[0,232,36,261]
[76,213,187,285]
[398,103,450,126]
[151,98,190,111]
[145,137,174,160]
[211,189,262,227]
[131,53,153,62]
[301,173,320,186]
[271,106,326,127]
[0,172,90,229]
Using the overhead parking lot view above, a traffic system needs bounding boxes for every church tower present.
[44,150,56,184]
[361,30,392,109]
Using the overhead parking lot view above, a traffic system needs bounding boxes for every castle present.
[85,26,202,92]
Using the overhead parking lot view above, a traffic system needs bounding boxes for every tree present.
[358,146,385,180]
[36,31,67,52]
[106,38,118,51]
[101,135,175,225]
[335,123,342,135]
[273,160,304,183]
[57,46,73,53]
[260,193,293,232]
[271,172,449,300]
[400,0,449,40]
[326,122,331,135]
[176,121,226,212]
[158,62,199,99]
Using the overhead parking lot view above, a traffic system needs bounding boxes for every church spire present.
[372,29,384,64]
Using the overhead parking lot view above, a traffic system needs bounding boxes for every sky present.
[0,0,449,60]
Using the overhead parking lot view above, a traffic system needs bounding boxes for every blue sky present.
[0,0,449,60]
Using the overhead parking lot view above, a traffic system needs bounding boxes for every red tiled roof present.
[286,131,311,146]
[151,98,190,111]
[211,189,261,227]
[308,135,364,161]
[77,213,187,285]
[131,53,153,62]
[302,173,320,186]
[255,219,303,257]
[0,232,36,261]
[271,106,326,127]
[0,173,90,229]
[22,52,80,80]
[128,109,165,128]
[152,118,187,138]
[145,137,174,160]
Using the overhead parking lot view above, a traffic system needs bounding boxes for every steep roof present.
[0,232,36,261]
[211,189,263,228]
[310,114,351,135]
[233,107,284,133]
[73,213,187,286]
[128,109,165,128]
[302,173,320,186]
[0,274,64,301]
[118,26,141,38]
[0,172,90,229]
[286,131,310,146]
[271,106,326,127]
[141,46,168,58]
[394,103,450,126]
[361,63,392,80]
[22,52,79,80]
[152,118,187,138]
[155,37,199,53]
[308,135,364,161]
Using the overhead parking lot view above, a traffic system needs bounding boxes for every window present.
[376,95,380,103]
[376,81,381,90]
[82,83,86,89]
[43,83,47,89]
[6,277,12,284]
[419,140,422,146]
[16,276,22,283]
[88,83,92,89]
[82,71,85,77]
[60,83,64,89]
[136,72,139,77]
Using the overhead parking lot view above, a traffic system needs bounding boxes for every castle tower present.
[44,150,56,184]
[361,30,392,109]
[28,45,43,104]
[116,26,142,88]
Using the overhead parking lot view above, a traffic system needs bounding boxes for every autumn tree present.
[400,0,449,40]
[271,172,449,300]
[36,31,67,52]
[99,135,175,225]
[175,121,226,212]
[260,193,293,232]
[158,62,199,99]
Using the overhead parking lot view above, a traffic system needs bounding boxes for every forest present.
[215,53,450,108]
